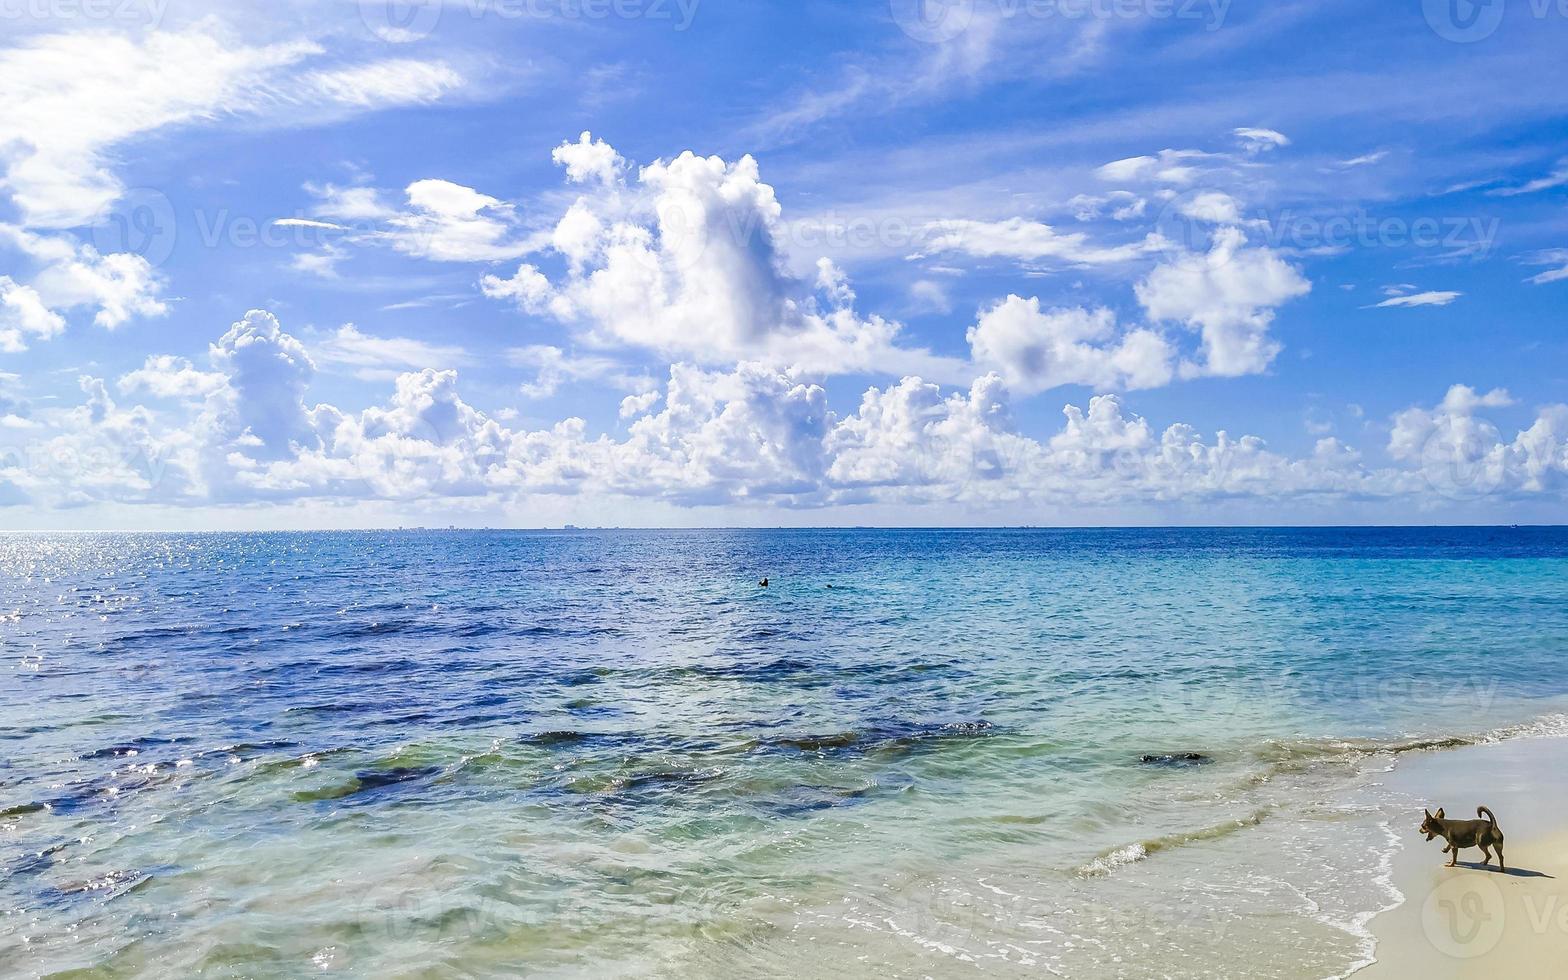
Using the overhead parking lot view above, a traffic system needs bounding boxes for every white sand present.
[1357,736,1568,978]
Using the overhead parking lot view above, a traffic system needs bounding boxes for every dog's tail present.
[1478,805,1498,827]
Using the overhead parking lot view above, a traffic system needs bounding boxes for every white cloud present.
[207,309,323,464]
[1233,127,1291,154]
[815,257,855,307]
[1097,155,1158,181]
[916,217,1162,266]
[0,24,465,233]
[314,324,471,380]
[0,225,168,335]
[1524,249,1568,286]
[0,26,464,356]
[1488,158,1568,197]
[618,390,661,419]
[0,277,66,353]
[30,243,167,328]
[1135,228,1311,377]
[371,132,1310,396]
[1175,191,1245,226]
[552,131,626,185]
[117,355,225,399]
[290,245,347,280]
[481,134,967,382]
[1385,385,1568,498]
[967,296,1174,393]
[606,362,833,503]
[1371,290,1461,309]
[1068,191,1147,222]
[1336,151,1388,169]
[908,279,953,314]
[11,308,1568,516]
[0,372,31,422]
[303,59,463,108]
[0,28,315,230]
[825,373,1019,500]
[1388,385,1511,471]
[480,263,553,312]
[1094,149,1212,185]
[311,368,510,499]
[382,179,534,262]
[273,218,349,232]
[305,182,397,222]
[507,345,654,399]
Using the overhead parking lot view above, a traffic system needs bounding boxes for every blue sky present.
[0,0,1564,527]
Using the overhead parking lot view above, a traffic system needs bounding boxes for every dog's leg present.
[1447,844,1459,867]
[1498,845,1505,872]
[1480,845,1492,867]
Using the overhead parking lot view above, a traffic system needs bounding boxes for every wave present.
[1077,808,1274,877]
[1079,711,1568,879]
[1241,712,1568,780]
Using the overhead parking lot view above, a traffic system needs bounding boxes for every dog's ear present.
[1424,808,1432,818]
[1435,808,1444,819]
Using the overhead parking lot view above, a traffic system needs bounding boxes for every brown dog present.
[1420,806,1505,870]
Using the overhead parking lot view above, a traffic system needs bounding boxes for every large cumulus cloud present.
[6,309,1566,518]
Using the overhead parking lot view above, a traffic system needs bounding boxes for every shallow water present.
[3,528,1566,977]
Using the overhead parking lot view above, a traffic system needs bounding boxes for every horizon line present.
[0,523,1559,534]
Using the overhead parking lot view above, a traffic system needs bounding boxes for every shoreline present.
[1357,735,1568,978]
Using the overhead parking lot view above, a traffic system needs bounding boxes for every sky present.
[0,0,1564,529]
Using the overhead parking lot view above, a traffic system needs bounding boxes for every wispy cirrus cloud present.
[1487,158,1568,197]
[0,28,463,231]
[313,324,473,380]
[1370,290,1462,309]
[1524,249,1568,285]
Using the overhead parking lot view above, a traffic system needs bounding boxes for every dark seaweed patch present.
[78,735,195,761]
[524,730,596,747]
[763,783,875,818]
[759,720,997,757]
[767,732,861,752]
[291,765,442,802]
[1139,752,1212,767]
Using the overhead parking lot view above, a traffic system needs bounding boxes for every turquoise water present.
[3,528,1567,977]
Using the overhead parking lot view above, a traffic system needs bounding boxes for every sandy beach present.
[1359,736,1568,978]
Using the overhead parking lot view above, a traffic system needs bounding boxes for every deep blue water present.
[3,527,1567,977]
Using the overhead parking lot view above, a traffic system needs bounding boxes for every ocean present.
[4,527,1567,977]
